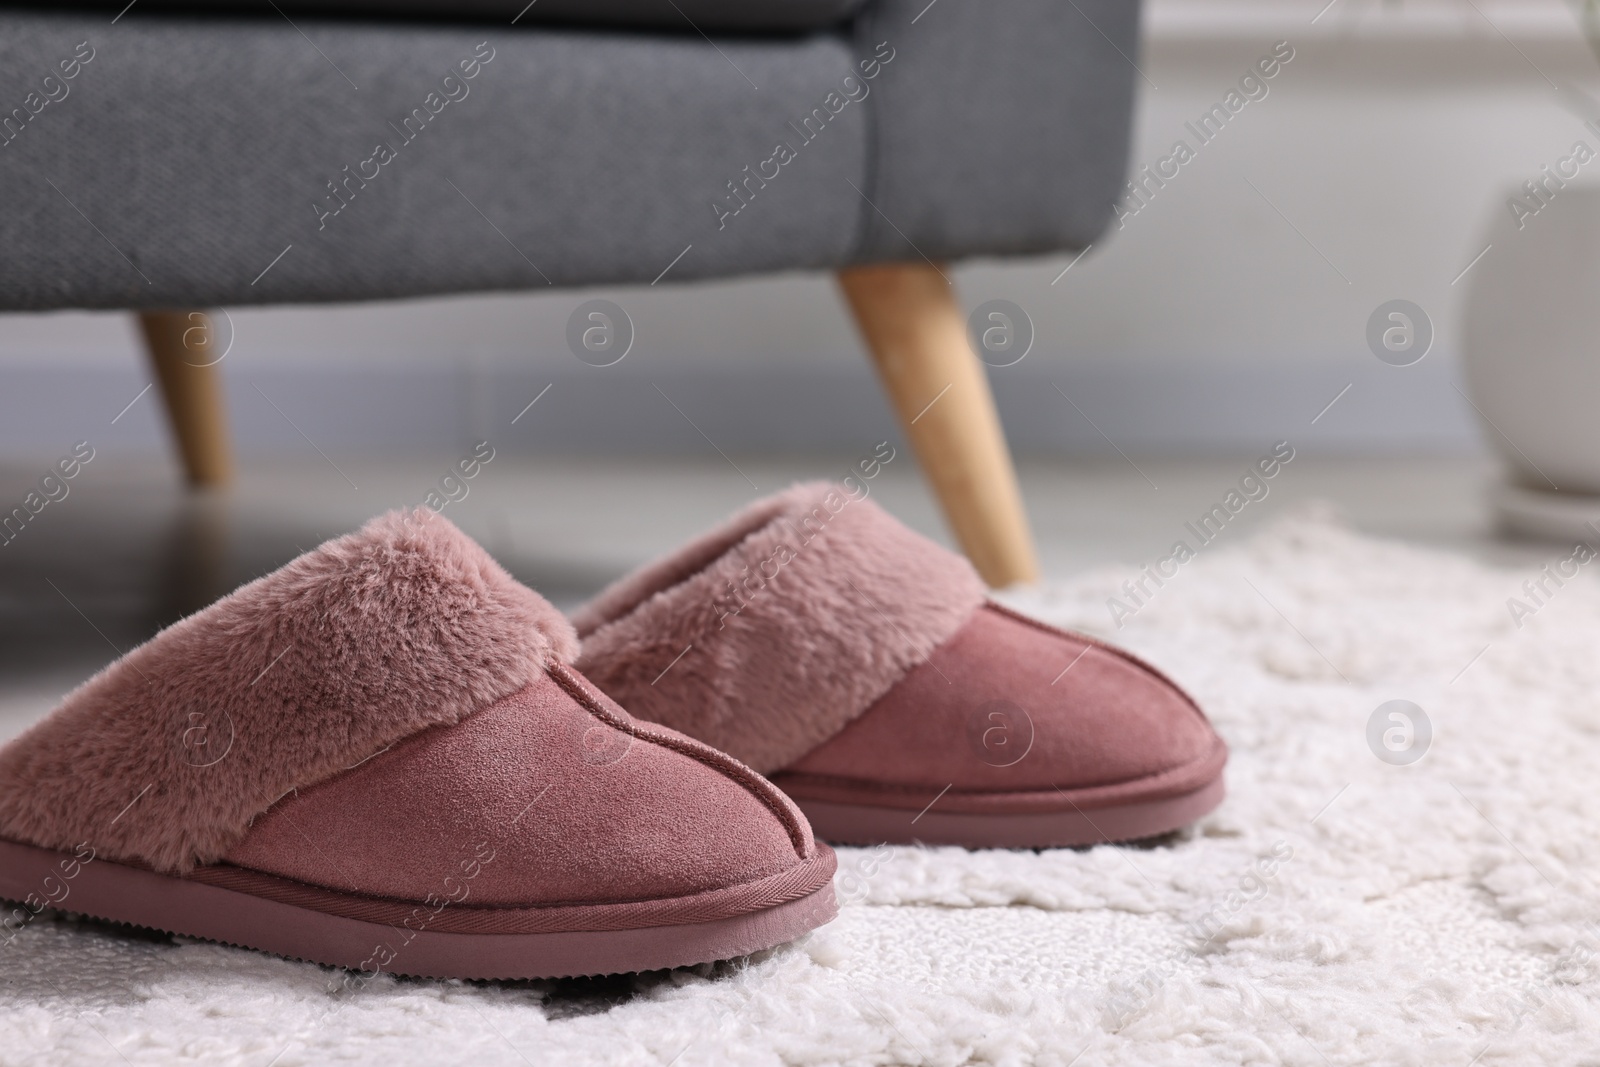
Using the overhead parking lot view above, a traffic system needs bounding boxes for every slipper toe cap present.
[223,669,817,909]
[779,604,1226,810]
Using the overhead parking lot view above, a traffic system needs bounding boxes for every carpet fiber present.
[8,514,1600,1065]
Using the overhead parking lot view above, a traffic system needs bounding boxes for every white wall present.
[2,0,1594,458]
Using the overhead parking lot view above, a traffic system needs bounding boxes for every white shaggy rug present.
[9,514,1600,1066]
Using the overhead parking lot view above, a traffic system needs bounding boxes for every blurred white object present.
[1462,183,1600,539]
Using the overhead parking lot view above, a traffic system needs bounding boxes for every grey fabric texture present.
[0,1,1139,311]
[30,0,869,33]
[847,0,1140,262]
[0,14,867,309]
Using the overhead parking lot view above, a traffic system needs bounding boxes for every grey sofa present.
[0,0,1140,585]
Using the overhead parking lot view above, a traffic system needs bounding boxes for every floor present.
[0,451,1540,743]
[6,454,1596,1065]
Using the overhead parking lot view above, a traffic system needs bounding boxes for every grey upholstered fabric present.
[0,14,867,309]
[0,0,1139,311]
[36,0,869,33]
[848,0,1140,262]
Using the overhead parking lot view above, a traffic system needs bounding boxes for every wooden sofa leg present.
[837,263,1040,587]
[136,311,234,488]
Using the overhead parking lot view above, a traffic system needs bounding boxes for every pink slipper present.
[0,510,835,979]
[573,483,1227,848]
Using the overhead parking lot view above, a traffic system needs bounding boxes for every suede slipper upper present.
[573,483,1228,848]
[0,509,835,979]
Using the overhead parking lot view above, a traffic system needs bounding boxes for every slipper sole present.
[786,775,1226,849]
[0,837,837,979]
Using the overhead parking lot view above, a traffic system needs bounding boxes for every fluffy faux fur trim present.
[0,508,576,874]
[574,483,986,773]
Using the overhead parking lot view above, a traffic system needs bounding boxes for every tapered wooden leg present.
[137,310,234,488]
[838,263,1039,587]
